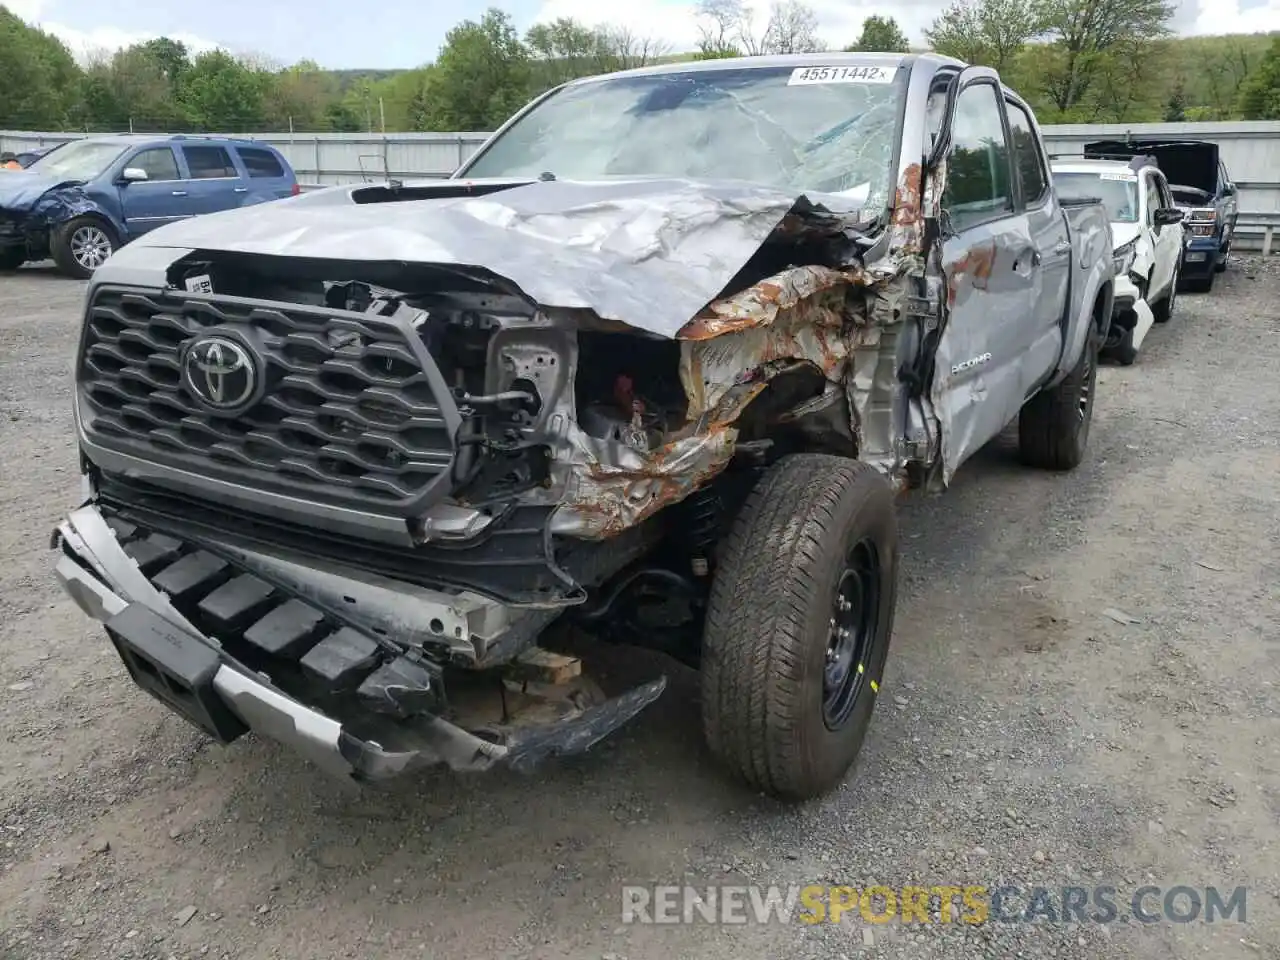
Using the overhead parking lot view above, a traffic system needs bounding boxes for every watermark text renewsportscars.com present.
[621,884,1247,926]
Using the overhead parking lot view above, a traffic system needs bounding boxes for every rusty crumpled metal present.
[552,262,883,539]
[678,263,868,421]
[552,419,748,539]
[553,162,942,541]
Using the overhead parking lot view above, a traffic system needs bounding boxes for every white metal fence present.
[6,120,1280,251]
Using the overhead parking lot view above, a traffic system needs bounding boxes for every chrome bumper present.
[54,503,666,781]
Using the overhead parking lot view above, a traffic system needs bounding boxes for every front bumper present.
[53,503,666,782]
[1181,237,1220,278]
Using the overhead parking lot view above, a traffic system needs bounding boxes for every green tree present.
[1032,0,1176,115]
[179,49,268,130]
[416,9,532,131]
[264,59,340,130]
[137,37,190,93]
[1164,80,1187,121]
[77,43,194,131]
[0,6,81,129]
[846,15,910,53]
[1238,35,1280,119]
[925,0,1038,71]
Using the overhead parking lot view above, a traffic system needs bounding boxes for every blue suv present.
[0,134,298,278]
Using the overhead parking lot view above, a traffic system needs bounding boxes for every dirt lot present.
[1,258,1278,960]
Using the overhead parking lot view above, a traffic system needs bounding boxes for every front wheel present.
[701,454,899,801]
[1018,326,1099,471]
[51,216,117,279]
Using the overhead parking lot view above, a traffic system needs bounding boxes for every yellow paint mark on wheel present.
[857,663,865,675]
[870,680,879,693]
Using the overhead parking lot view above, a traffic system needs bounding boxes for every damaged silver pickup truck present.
[52,53,1113,801]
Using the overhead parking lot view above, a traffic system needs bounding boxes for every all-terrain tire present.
[1018,327,1099,471]
[701,454,899,801]
[51,215,117,279]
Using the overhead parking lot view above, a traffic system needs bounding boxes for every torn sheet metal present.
[679,263,866,418]
[121,177,870,339]
[552,263,884,539]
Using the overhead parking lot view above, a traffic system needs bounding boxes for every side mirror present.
[1223,183,1236,197]
[120,167,148,183]
[1153,208,1184,226]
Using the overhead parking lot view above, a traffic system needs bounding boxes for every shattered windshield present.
[28,140,127,183]
[1052,172,1139,223]
[461,63,907,215]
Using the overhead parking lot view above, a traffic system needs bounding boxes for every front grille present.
[78,286,460,513]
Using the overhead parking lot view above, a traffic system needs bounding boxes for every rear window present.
[184,146,238,179]
[237,147,285,179]
[1053,171,1139,223]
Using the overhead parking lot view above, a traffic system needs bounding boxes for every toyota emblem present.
[182,336,257,412]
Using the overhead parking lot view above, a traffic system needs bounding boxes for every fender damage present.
[102,172,934,542]
[0,173,99,259]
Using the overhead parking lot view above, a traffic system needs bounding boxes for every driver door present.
[118,146,199,238]
[931,72,1037,477]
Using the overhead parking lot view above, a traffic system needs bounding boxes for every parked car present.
[52,53,1113,802]
[1084,138,1237,293]
[1051,155,1185,365]
[0,134,298,278]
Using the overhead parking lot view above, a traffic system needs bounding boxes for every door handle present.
[171,190,187,196]
[233,187,248,193]
[1054,240,1072,253]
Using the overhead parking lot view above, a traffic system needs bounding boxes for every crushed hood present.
[126,177,868,339]
[0,171,74,211]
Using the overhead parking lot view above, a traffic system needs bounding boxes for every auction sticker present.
[788,64,896,85]
[1099,172,1137,181]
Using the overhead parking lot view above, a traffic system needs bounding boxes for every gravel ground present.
[1,257,1278,960]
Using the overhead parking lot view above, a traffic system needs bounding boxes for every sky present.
[7,0,1280,70]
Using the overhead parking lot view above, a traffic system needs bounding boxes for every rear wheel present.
[51,216,116,279]
[1018,326,1099,471]
[701,454,898,801]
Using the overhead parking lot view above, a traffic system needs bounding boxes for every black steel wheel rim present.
[823,538,881,730]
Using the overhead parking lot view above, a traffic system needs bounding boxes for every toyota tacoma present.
[53,53,1113,801]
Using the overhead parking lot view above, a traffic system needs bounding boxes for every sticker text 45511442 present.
[788,64,897,86]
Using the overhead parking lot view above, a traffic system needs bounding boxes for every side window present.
[1144,177,1161,224]
[183,146,238,179]
[942,83,1014,232]
[237,147,285,179]
[1004,100,1048,207]
[128,147,179,181]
